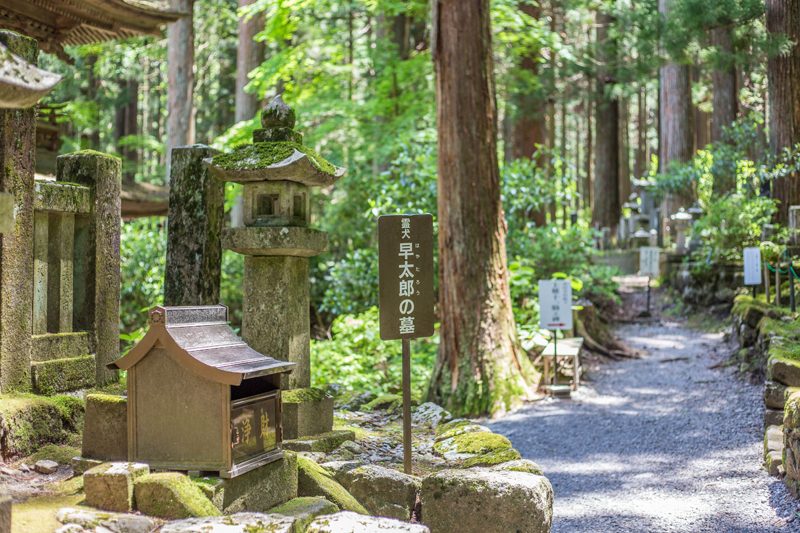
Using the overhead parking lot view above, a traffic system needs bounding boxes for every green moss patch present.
[362,394,403,413]
[435,419,472,438]
[134,472,220,519]
[210,142,337,175]
[433,431,513,456]
[270,496,338,531]
[31,355,95,395]
[461,448,521,468]
[296,455,367,514]
[23,443,80,465]
[283,387,329,404]
[0,393,84,460]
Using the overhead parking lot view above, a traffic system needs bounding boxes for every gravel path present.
[491,318,800,532]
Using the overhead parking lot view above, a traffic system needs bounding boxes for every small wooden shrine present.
[109,305,295,478]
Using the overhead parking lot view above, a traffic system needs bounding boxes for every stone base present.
[82,394,127,461]
[203,451,298,514]
[71,456,103,475]
[84,462,149,512]
[282,392,334,440]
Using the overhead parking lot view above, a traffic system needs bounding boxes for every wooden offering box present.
[110,306,294,478]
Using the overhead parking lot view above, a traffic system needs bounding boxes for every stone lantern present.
[205,95,344,439]
[670,208,693,253]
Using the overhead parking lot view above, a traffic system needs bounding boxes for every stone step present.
[31,331,92,362]
[31,354,95,394]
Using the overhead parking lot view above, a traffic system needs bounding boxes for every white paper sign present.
[743,247,762,286]
[539,279,573,330]
[639,247,660,276]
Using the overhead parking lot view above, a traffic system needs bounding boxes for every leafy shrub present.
[310,307,438,398]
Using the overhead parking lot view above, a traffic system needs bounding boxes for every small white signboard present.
[639,247,660,276]
[539,279,573,330]
[743,247,762,286]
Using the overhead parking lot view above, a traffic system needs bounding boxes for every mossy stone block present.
[269,496,338,533]
[134,472,220,519]
[765,380,788,410]
[768,356,800,387]
[71,456,103,475]
[31,355,95,395]
[284,430,355,454]
[421,469,553,533]
[334,464,420,520]
[207,451,298,513]
[461,448,521,468]
[282,390,334,440]
[84,462,149,513]
[765,408,784,428]
[362,393,403,413]
[296,455,367,514]
[433,430,512,458]
[489,459,545,476]
[0,393,83,460]
[81,393,127,461]
[306,511,430,532]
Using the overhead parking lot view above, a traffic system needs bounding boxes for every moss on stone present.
[210,142,337,176]
[362,394,403,413]
[134,472,220,519]
[283,387,329,404]
[31,355,95,395]
[296,455,368,514]
[435,419,472,438]
[461,448,521,468]
[433,431,513,456]
[0,393,84,459]
[23,443,81,465]
[67,149,121,160]
[770,342,800,362]
[270,496,338,532]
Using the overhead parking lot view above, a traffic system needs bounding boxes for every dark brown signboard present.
[378,214,435,340]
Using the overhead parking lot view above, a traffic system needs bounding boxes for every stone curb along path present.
[490,317,800,532]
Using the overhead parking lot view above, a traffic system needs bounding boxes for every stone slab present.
[0,486,10,533]
[223,226,327,257]
[56,507,156,533]
[134,472,220,519]
[768,357,800,387]
[305,511,429,533]
[34,180,91,214]
[71,456,102,475]
[84,462,149,513]
[766,450,783,477]
[765,408,784,429]
[421,469,553,533]
[334,464,420,520]
[284,430,356,454]
[296,455,367,514]
[81,393,127,461]
[282,393,334,440]
[161,513,294,533]
[31,332,91,362]
[270,496,339,533]
[31,355,95,394]
[205,451,298,514]
[765,380,788,409]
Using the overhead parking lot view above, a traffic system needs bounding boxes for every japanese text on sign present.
[743,247,762,286]
[378,214,435,340]
[639,247,660,276]
[539,279,573,331]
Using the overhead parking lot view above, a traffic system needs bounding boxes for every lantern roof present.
[205,95,345,187]
[109,305,295,386]
[0,0,186,57]
[0,41,61,108]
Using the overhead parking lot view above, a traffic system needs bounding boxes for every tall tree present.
[507,1,548,226]
[235,0,265,123]
[429,0,536,416]
[167,0,196,180]
[766,0,800,223]
[593,8,620,232]
[710,25,737,144]
[659,0,693,215]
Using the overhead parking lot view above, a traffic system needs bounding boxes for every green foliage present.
[310,307,437,399]
[690,194,777,267]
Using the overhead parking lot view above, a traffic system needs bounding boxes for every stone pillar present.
[57,152,122,386]
[243,256,311,388]
[164,145,223,306]
[48,213,75,333]
[0,31,37,392]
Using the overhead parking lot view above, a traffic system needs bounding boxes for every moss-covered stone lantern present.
[204,95,343,440]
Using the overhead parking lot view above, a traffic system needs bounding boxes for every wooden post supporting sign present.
[378,214,434,474]
[639,246,660,315]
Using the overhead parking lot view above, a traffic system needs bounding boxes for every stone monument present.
[206,95,344,439]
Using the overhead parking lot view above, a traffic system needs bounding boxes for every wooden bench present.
[541,337,584,391]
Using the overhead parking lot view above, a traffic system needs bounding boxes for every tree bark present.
[235,0,264,123]
[429,0,536,416]
[593,10,620,233]
[711,26,737,144]
[766,0,800,223]
[167,0,196,181]
[634,85,647,179]
[619,96,631,205]
[659,0,693,216]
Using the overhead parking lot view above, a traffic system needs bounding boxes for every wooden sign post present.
[538,279,573,395]
[743,247,762,299]
[639,246,660,315]
[378,214,434,474]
